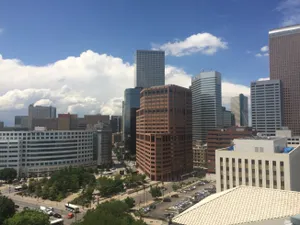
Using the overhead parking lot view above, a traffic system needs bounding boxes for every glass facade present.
[191,71,222,142]
[123,87,142,154]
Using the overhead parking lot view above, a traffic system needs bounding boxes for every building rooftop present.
[269,24,300,35]
[236,136,283,141]
[172,186,300,225]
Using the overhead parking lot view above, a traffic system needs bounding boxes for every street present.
[1,185,85,225]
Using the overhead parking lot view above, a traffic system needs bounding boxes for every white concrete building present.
[216,136,300,192]
[0,130,96,177]
[275,128,300,147]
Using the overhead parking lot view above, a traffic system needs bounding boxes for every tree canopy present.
[149,186,162,198]
[26,167,96,201]
[97,176,124,197]
[0,168,17,183]
[4,210,50,225]
[73,200,146,225]
[124,197,135,208]
[172,183,180,192]
[0,196,15,225]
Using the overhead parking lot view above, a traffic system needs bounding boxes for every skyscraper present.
[251,80,282,136]
[15,116,28,128]
[191,71,222,142]
[269,25,300,135]
[230,94,249,127]
[123,87,142,155]
[28,104,56,130]
[94,122,112,166]
[222,107,233,128]
[135,50,165,88]
[136,85,192,181]
[110,115,122,133]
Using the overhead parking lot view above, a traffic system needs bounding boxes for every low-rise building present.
[216,136,300,192]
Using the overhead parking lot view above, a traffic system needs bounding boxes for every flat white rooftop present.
[172,186,300,225]
[269,24,300,35]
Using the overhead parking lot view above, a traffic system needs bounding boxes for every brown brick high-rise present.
[269,25,300,136]
[136,85,193,181]
[207,127,256,173]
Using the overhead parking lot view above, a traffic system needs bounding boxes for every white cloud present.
[255,45,269,57]
[0,50,249,125]
[277,0,300,26]
[258,77,270,81]
[34,99,53,107]
[260,46,269,52]
[152,33,228,56]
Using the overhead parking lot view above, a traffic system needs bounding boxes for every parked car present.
[53,213,62,218]
[67,213,74,219]
[15,205,20,209]
[163,198,172,202]
[171,194,179,198]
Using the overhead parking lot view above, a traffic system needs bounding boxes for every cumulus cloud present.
[277,0,300,26]
[152,33,228,56]
[255,45,269,57]
[260,46,269,52]
[0,50,249,125]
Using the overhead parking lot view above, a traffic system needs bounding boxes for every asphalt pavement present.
[2,185,85,225]
[145,181,216,220]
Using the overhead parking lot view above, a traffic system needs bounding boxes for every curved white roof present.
[173,186,300,225]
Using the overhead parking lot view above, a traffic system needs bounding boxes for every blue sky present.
[0,0,284,83]
[0,0,298,124]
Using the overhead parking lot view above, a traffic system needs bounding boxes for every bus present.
[50,218,64,225]
[14,186,23,191]
[65,203,80,213]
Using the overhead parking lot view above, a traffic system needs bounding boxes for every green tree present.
[28,179,36,193]
[124,197,135,208]
[41,185,49,199]
[0,196,15,224]
[74,200,146,225]
[21,184,28,190]
[97,177,124,197]
[4,210,50,225]
[0,168,17,183]
[172,183,180,192]
[34,184,42,197]
[149,186,162,198]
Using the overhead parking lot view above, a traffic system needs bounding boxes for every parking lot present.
[144,180,216,220]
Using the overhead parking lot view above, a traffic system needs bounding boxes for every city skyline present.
[0,0,297,125]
